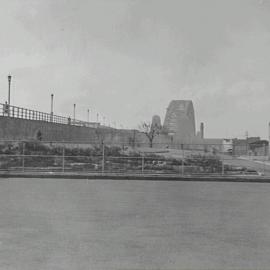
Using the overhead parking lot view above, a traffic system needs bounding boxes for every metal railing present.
[0,103,100,128]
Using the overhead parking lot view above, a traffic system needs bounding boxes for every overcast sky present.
[0,0,270,138]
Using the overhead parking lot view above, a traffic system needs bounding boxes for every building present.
[232,137,261,156]
[222,139,233,153]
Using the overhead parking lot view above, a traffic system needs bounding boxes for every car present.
[244,169,259,175]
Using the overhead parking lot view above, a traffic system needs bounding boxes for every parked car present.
[243,169,260,175]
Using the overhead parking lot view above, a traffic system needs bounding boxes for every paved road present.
[1,178,270,269]
[222,155,270,175]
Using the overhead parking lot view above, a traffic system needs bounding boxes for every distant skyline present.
[0,0,270,139]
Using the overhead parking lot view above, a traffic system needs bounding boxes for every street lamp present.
[50,94,54,122]
[8,75,11,105]
[73,103,76,122]
[87,109,90,123]
[7,75,11,116]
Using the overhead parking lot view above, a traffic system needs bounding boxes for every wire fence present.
[0,140,268,176]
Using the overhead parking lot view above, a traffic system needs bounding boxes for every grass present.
[0,178,270,269]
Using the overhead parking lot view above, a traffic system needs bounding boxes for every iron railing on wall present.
[0,103,100,128]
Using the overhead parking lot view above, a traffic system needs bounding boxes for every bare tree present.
[139,121,161,148]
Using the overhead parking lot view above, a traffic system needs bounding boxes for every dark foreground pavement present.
[1,178,270,270]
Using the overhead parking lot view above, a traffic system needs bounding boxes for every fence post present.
[22,142,25,172]
[221,155,224,175]
[62,147,65,173]
[102,142,105,174]
[142,155,144,174]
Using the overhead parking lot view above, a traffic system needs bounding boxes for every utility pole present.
[7,75,11,116]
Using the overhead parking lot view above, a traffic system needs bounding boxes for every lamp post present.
[50,94,54,122]
[87,109,90,123]
[97,113,99,122]
[7,75,11,116]
[73,103,76,123]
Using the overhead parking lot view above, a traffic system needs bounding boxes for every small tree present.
[139,122,161,148]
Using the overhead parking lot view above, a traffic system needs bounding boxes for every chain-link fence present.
[0,140,268,176]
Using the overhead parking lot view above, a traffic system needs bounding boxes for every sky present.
[0,0,270,139]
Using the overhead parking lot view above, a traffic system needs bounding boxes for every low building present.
[233,137,261,156]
